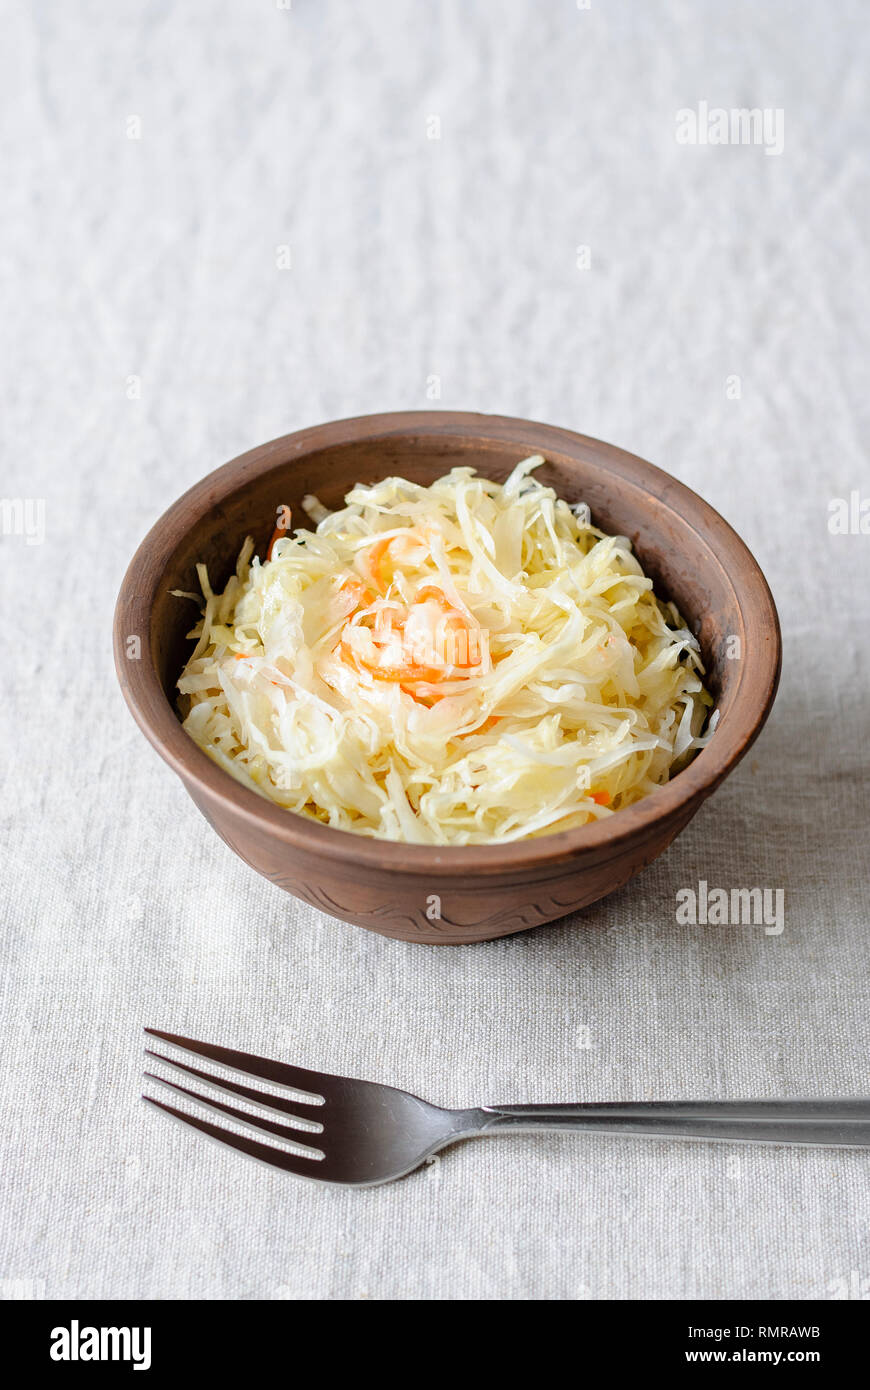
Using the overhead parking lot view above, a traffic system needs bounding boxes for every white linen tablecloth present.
[1,0,868,1301]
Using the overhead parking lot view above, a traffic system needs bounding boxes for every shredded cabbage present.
[177,457,713,844]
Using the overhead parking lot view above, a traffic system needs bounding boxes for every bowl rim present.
[113,410,782,876]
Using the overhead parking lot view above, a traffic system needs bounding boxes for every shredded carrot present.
[410,586,479,667]
[339,576,377,608]
[415,584,454,608]
[267,525,289,560]
[350,653,443,684]
[362,537,395,593]
[336,573,484,699]
[399,683,447,704]
[340,640,441,687]
[591,790,611,805]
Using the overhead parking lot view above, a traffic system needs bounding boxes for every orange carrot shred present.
[266,507,292,560]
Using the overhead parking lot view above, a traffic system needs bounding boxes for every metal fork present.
[142,1029,870,1186]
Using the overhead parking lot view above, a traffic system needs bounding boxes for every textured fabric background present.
[1,0,868,1301]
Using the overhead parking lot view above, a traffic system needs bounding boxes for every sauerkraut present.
[176,457,713,844]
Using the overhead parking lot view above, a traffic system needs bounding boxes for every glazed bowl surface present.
[113,412,781,943]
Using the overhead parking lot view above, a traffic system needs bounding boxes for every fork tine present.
[144,1028,328,1099]
[144,1073,324,1147]
[144,1049,326,1121]
[142,1096,326,1179]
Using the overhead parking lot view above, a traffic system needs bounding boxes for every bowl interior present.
[149,430,744,729]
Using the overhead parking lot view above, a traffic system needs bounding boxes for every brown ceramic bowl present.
[113,412,781,944]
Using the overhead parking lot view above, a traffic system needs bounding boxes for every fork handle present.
[475,1099,870,1147]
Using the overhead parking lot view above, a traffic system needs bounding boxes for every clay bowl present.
[113,412,781,944]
